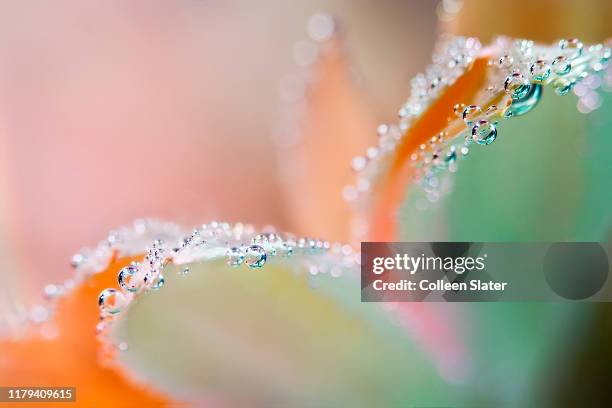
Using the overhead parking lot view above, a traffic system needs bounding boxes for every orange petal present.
[0,256,173,407]
[369,56,489,240]
[282,37,377,242]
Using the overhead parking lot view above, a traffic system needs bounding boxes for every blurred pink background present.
[0,0,437,308]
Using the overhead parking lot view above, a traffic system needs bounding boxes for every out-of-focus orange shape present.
[0,257,173,407]
[284,37,377,242]
[369,56,489,240]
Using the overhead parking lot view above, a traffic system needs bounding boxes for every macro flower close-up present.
[1,1,611,407]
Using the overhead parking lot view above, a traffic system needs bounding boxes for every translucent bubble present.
[179,266,190,276]
[515,39,534,55]
[44,284,60,299]
[553,78,573,96]
[118,263,143,293]
[453,103,465,118]
[530,60,551,82]
[432,150,443,168]
[559,38,583,60]
[98,288,126,315]
[307,13,335,42]
[226,247,245,266]
[276,242,294,257]
[429,76,443,91]
[471,120,497,145]
[351,156,366,172]
[504,73,531,100]
[552,56,571,75]
[377,124,389,136]
[445,147,457,164]
[148,274,165,291]
[462,104,482,124]
[498,54,514,69]
[589,45,611,71]
[70,253,85,268]
[504,84,542,117]
[245,245,267,268]
[251,234,269,245]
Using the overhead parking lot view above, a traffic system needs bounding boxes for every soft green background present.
[398,89,611,406]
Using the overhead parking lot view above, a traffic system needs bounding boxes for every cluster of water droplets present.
[13,218,357,346]
[341,36,481,234]
[1,220,188,339]
[95,220,359,337]
[348,36,611,222]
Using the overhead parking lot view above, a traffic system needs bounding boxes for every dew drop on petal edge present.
[471,120,497,145]
[245,245,267,268]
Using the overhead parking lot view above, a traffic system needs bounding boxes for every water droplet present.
[553,78,573,96]
[118,342,129,352]
[498,54,514,69]
[460,146,469,157]
[429,76,443,90]
[515,39,534,55]
[226,247,245,266]
[504,83,542,117]
[530,60,551,82]
[70,253,85,268]
[504,73,531,100]
[462,105,482,124]
[251,234,269,245]
[29,305,49,323]
[307,13,335,42]
[445,147,457,164]
[366,147,378,159]
[471,120,497,145]
[179,266,190,276]
[486,105,498,115]
[43,284,60,299]
[148,274,165,290]
[276,242,294,257]
[589,45,611,71]
[432,150,443,168]
[245,245,267,268]
[552,56,571,75]
[453,103,465,118]
[559,38,583,60]
[351,156,366,172]
[377,124,390,137]
[98,288,126,315]
[118,263,143,293]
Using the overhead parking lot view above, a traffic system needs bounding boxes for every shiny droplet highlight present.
[471,120,497,145]
[504,83,542,117]
[98,288,126,315]
[118,263,143,293]
[559,38,583,60]
[226,247,245,266]
[462,104,482,124]
[245,245,267,268]
[504,73,531,100]
[552,56,571,75]
[530,60,551,82]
